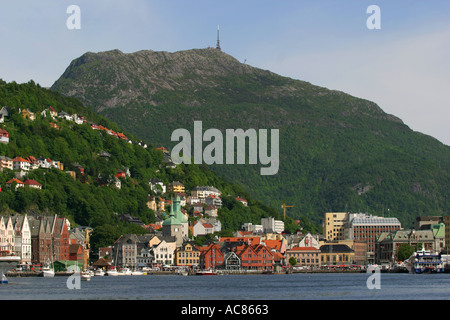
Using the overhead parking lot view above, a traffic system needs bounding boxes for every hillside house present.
[0,128,9,144]
[12,157,31,171]
[22,109,35,120]
[149,178,166,194]
[6,178,24,190]
[58,111,72,121]
[204,205,218,217]
[193,221,214,237]
[205,194,222,208]
[0,156,13,170]
[167,181,185,194]
[23,179,42,189]
[236,197,248,207]
[0,106,9,123]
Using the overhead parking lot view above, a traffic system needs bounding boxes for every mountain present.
[0,79,290,252]
[51,48,450,228]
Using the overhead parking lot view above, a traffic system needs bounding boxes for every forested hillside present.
[0,80,296,251]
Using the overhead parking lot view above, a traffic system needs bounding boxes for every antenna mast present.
[216,25,221,51]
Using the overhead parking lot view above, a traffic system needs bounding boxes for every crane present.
[281,203,294,219]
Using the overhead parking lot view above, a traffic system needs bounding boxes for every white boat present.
[41,265,55,277]
[94,269,105,276]
[118,267,132,276]
[406,248,444,273]
[131,269,144,276]
[81,271,92,281]
[106,268,119,276]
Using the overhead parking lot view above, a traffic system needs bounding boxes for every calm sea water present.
[1,273,449,300]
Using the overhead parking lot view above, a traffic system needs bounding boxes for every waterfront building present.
[376,229,437,264]
[29,215,69,265]
[175,242,200,267]
[113,234,139,268]
[12,215,32,265]
[344,213,401,264]
[320,244,355,266]
[445,216,450,252]
[162,196,188,247]
[152,240,175,266]
[286,246,320,268]
[198,243,224,270]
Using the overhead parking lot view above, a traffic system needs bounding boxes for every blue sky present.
[1,0,449,145]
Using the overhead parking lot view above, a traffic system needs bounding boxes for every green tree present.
[396,243,415,261]
[289,257,297,267]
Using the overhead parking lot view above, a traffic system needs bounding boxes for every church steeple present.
[216,25,221,51]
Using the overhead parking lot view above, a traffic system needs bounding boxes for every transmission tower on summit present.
[216,25,221,51]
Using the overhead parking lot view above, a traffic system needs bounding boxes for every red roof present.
[6,178,23,184]
[12,157,30,163]
[289,246,319,251]
[23,179,41,186]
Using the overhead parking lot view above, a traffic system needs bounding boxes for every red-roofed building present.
[193,221,214,237]
[227,243,274,271]
[6,178,24,190]
[12,157,31,171]
[198,243,224,270]
[235,196,248,207]
[285,246,321,268]
[23,179,42,189]
[220,237,261,246]
[0,128,9,144]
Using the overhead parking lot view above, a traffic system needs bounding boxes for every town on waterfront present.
[2,194,450,278]
[0,102,449,282]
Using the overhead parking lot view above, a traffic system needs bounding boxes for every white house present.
[151,240,175,266]
[193,220,215,237]
[0,216,15,252]
[0,156,13,170]
[12,157,31,171]
[190,186,221,199]
[0,129,9,144]
[205,194,222,207]
[12,215,32,264]
[149,178,166,194]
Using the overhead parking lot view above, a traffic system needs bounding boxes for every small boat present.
[131,269,144,276]
[94,269,105,276]
[81,271,91,281]
[106,268,119,276]
[40,266,55,278]
[196,270,217,275]
[118,267,132,276]
[1,273,8,284]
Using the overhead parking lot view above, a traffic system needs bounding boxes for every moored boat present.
[106,267,119,276]
[94,269,105,276]
[406,248,444,273]
[196,270,217,275]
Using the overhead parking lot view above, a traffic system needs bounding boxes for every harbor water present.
[1,272,449,300]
